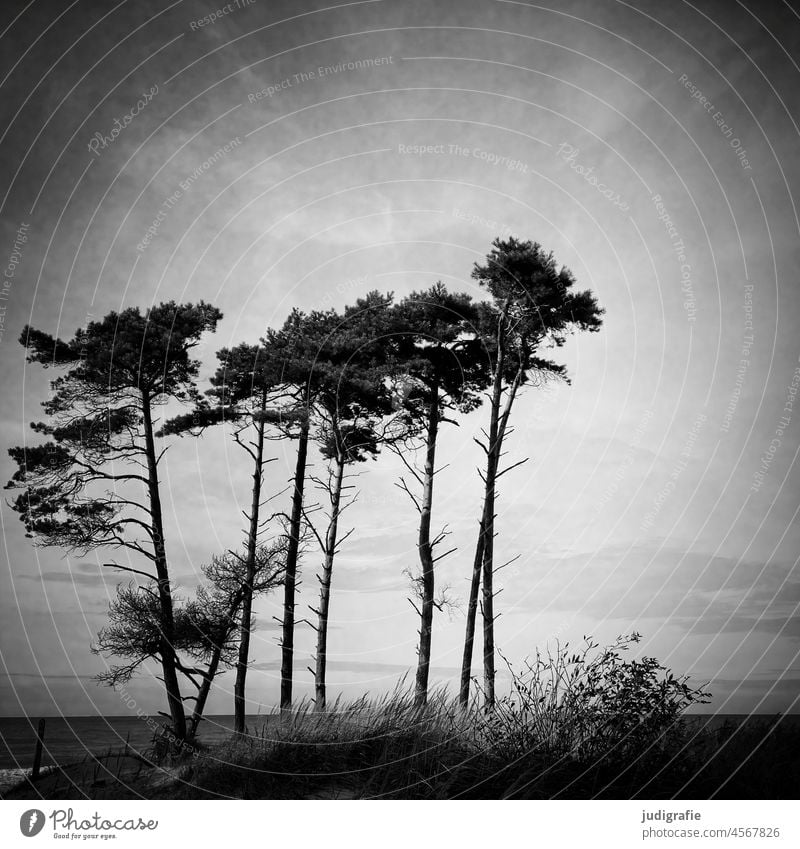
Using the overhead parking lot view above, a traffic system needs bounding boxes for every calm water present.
[0,715,274,770]
[1,712,796,771]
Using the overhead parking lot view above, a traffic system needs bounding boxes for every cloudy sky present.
[1,0,799,718]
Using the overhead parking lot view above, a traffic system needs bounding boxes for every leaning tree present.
[161,341,287,735]
[6,301,222,741]
[182,544,284,736]
[304,292,398,711]
[264,307,347,713]
[460,238,603,708]
[93,544,284,740]
[392,283,489,707]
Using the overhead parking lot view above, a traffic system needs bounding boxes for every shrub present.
[173,635,714,799]
[482,633,711,763]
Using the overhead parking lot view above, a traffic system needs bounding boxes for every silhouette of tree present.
[304,292,398,711]
[392,283,489,707]
[6,302,222,741]
[92,544,283,740]
[460,239,603,708]
[161,341,289,735]
[263,308,348,713]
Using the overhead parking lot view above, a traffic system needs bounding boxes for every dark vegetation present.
[5,640,796,799]
[5,237,773,799]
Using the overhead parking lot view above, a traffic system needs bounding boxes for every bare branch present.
[494,553,521,574]
[101,562,159,582]
[395,478,421,513]
[496,458,529,479]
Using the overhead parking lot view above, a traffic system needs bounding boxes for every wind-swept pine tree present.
[392,283,489,707]
[305,292,397,711]
[161,341,284,735]
[460,238,603,708]
[6,302,222,741]
[183,545,285,736]
[265,308,346,713]
[93,544,283,740]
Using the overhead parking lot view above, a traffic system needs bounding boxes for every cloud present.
[502,542,800,639]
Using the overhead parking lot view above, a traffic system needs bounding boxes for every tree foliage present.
[8,302,222,555]
[7,301,223,742]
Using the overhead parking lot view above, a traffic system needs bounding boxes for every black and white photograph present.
[0,0,799,837]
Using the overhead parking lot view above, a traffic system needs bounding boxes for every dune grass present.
[8,635,798,799]
[169,636,798,799]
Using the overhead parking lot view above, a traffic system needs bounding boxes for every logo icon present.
[20,810,45,837]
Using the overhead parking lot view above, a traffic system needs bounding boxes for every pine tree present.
[264,308,343,713]
[392,284,489,707]
[6,302,222,742]
[460,238,603,708]
[92,545,283,740]
[305,292,397,710]
[161,341,283,735]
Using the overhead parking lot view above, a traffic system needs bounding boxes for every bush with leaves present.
[482,634,711,763]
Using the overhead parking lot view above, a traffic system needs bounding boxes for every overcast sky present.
[1,0,799,718]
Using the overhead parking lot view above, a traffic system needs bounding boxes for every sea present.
[0,714,274,772]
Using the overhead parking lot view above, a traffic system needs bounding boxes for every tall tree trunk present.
[234,409,267,735]
[480,358,523,710]
[280,416,310,714]
[141,393,187,742]
[481,447,500,709]
[314,448,346,711]
[189,586,245,739]
[189,656,221,741]
[415,386,439,708]
[460,309,507,711]
[459,510,486,706]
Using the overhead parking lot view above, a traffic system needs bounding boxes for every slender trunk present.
[481,449,500,709]
[481,358,523,710]
[314,449,346,711]
[459,510,486,706]
[189,660,221,741]
[141,393,187,742]
[415,386,439,708]
[189,586,245,739]
[234,408,267,735]
[461,308,507,711]
[281,416,310,714]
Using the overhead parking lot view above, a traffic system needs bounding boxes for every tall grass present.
[8,636,797,799]
[176,634,785,800]
[6,634,800,799]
